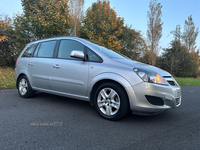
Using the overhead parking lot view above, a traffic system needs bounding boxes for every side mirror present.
[70,50,85,60]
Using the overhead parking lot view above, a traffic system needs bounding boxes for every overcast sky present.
[0,0,200,51]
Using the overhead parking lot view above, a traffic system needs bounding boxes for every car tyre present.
[94,82,129,121]
[17,75,35,98]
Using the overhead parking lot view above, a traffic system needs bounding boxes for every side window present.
[58,40,84,59]
[86,47,102,62]
[37,41,56,58]
[22,44,37,57]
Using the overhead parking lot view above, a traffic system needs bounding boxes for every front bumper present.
[126,82,181,115]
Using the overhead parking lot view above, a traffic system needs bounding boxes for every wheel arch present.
[89,73,132,108]
[16,69,32,89]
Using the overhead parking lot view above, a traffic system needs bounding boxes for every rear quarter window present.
[22,44,37,57]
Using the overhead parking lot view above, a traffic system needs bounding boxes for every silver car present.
[15,36,181,120]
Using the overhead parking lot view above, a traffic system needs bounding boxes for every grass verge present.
[0,67,16,89]
[175,77,200,86]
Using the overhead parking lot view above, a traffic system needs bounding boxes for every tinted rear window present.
[22,44,37,57]
[37,41,56,58]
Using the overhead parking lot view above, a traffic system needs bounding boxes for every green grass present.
[0,67,16,89]
[175,77,200,86]
[0,68,199,89]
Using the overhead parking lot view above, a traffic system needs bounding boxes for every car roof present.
[28,36,106,51]
[29,36,84,44]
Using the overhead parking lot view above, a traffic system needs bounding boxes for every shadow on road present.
[32,92,180,123]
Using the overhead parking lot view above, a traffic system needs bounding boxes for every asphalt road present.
[0,87,200,150]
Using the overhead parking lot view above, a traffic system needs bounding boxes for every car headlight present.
[134,68,168,85]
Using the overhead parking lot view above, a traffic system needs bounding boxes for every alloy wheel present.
[19,78,28,96]
[97,88,120,116]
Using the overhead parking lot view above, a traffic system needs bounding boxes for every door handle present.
[53,64,60,68]
[29,62,33,66]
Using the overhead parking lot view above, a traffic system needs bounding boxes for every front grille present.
[163,76,172,78]
[163,76,177,86]
[167,81,176,86]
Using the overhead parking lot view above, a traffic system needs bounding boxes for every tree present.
[0,16,9,42]
[147,0,163,66]
[0,13,36,67]
[0,15,16,66]
[119,25,147,60]
[189,50,200,77]
[157,40,199,77]
[12,14,34,59]
[182,15,199,52]
[157,24,200,77]
[79,0,124,51]
[171,25,181,42]
[69,0,84,36]
[21,0,72,39]
[162,25,182,74]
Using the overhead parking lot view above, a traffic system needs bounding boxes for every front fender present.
[87,72,138,108]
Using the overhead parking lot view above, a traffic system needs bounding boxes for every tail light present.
[15,59,17,68]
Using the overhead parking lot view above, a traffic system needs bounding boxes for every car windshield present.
[99,47,127,59]
[84,39,128,59]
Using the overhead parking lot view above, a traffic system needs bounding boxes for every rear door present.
[51,39,89,98]
[28,40,57,90]
[19,43,37,84]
